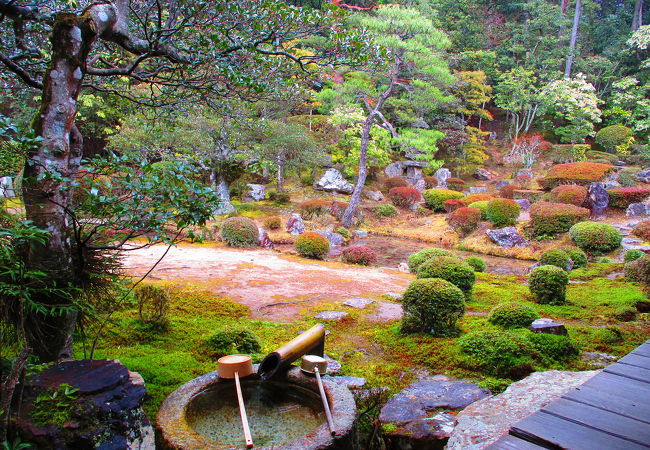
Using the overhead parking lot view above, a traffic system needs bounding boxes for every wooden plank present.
[604,363,650,384]
[632,341,650,357]
[542,398,650,445]
[486,435,548,450]
[619,353,650,370]
[510,411,648,450]
[564,384,650,424]
[582,371,650,400]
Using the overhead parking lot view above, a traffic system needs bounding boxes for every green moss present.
[31,383,80,427]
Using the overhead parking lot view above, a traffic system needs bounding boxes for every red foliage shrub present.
[388,186,422,208]
[500,185,516,199]
[341,245,377,266]
[539,162,614,189]
[447,207,481,236]
[549,185,588,206]
[607,187,650,208]
[384,177,410,190]
[423,176,438,189]
[447,177,465,190]
[530,201,590,236]
[462,193,494,206]
[632,220,650,241]
[444,198,466,213]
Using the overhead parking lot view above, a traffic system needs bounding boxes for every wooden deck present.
[488,340,650,449]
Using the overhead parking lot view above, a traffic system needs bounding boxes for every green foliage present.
[221,216,259,247]
[595,125,634,153]
[416,256,475,298]
[530,202,591,237]
[493,67,541,140]
[135,285,170,326]
[263,216,282,230]
[529,265,569,305]
[625,250,645,263]
[422,189,465,212]
[468,201,488,219]
[0,114,38,177]
[539,249,571,271]
[335,227,350,240]
[450,126,490,175]
[203,327,262,359]
[401,278,465,336]
[527,333,580,363]
[373,204,398,218]
[1,437,32,450]
[562,247,588,269]
[406,248,453,273]
[625,254,650,285]
[294,232,330,259]
[459,330,534,378]
[466,256,486,272]
[569,222,622,254]
[488,303,540,329]
[613,306,637,322]
[31,383,80,426]
[486,198,520,227]
[267,190,290,204]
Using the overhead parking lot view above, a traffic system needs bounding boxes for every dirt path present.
[122,244,412,320]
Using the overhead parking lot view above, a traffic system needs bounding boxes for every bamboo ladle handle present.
[234,372,254,448]
[314,367,336,435]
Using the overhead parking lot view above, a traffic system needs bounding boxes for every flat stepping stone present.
[323,375,367,389]
[324,353,342,375]
[530,318,568,336]
[343,298,375,308]
[368,301,403,322]
[314,310,349,320]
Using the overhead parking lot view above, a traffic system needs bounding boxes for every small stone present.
[353,229,369,238]
[324,354,342,375]
[495,180,510,190]
[474,169,492,181]
[257,228,274,249]
[514,199,531,211]
[314,168,354,194]
[286,213,305,235]
[530,318,568,336]
[365,190,384,202]
[636,168,650,183]
[314,310,349,320]
[242,183,265,202]
[324,375,367,389]
[486,227,528,249]
[385,292,403,300]
[469,186,488,194]
[397,262,410,273]
[343,298,375,309]
[317,228,346,247]
[435,168,451,188]
[627,202,650,218]
[581,352,617,368]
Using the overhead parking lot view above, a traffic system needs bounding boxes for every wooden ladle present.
[218,354,255,448]
[301,355,336,435]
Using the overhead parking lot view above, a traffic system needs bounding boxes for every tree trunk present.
[277,163,285,192]
[210,170,235,215]
[632,0,644,31]
[564,0,582,78]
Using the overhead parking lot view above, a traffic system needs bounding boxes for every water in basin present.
[186,380,326,448]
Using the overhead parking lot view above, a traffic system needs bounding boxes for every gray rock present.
[324,375,367,389]
[474,169,492,181]
[317,229,345,246]
[469,186,488,194]
[581,352,617,368]
[435,168,452,188]
[637,168,650,183]
[530,318,568,336]
[314,310,349,320]
[447,370,599,450]
[603,181,622,189]
[286,213,305,235]
[413,178,427,192]
[213,201,236,215]
[495,180,510,190]
[365,190,384,202]
[412,117,430,129]
[353,229,368,238]
[385,292,403,300]
[380,381,491,450]
[514,199,531,211]
[314,168,354,194]
[385,162,406,178]
[486,227,528,249]
[242,183,265,202]
[0,176,15,198]
[586,182,609,218]
[258,228,273,249]
[343,297,375,308]
[324,354,342,375]
[398,262,410,273]
[515,168,534,181]
[627,202,650,218]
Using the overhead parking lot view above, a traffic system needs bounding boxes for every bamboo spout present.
[257,324,326,380]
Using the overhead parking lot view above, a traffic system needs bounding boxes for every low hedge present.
[549,185,588,206]
[384,177,410,190]
[595,125,633,153]
[569,221,622,254]
[295,232,330,259]
[624,249,645,262]
[466,256,486,272]
[499,185,516,199]
[443,198,466,213]
[468,201,489,219]
[447,177,465,191]
[341,245,377,266]
[486,198,520,227]
[374,204,398,217]
[459,330,534,378]
[529,201,590,237]
[606,187,650,208]
[422,189,465,212]
[625,254,650,285]
[417,255,476,298]
[632,220,650,241]
[447,207,482,236]
[529,265,569,305]
[562,246,588,268]
[539,162,614,189]
[488,303,540,328]
[407,247,453,273]
[221,216,259,247]
[388,186,421,208]
[462,193,494,206]
[263,216,282,230]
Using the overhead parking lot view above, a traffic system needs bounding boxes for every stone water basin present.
[156,366,357,449]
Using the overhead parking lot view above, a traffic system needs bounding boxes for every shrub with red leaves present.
[388,186,422,208]
[447,207,481,236]
[539,162,614,189]
[549,185,588,206]
[530,201,590,236]
[424,176,438,189]
[607,187,650,208]
[341,245,377,266]
[447,177,465,191]
[632,220,650,241]
[500,185,516,199]
[384,177,410,190]
[444,198,466,213]
[461,193,494,206]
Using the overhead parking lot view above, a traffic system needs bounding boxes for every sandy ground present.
[122,244,412,320]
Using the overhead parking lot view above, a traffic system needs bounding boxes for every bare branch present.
[0,49,42,89]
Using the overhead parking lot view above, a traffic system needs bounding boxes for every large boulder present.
[258,228,274,249]
[514,199,531,211]
[286,213,305,235]
[314,168,354,194]
[241,183,266,202]
[586,182,609,218]
[379,380,491,450]
[636,168,650,184]
[317,228,346,247]
[486,227,528,249]
[626,202,650,218]
[435,168,452,188]
[0,176,15,198]
[385,162,405,178]
[14,359,153,449]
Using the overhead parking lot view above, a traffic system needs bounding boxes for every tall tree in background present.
[633,0,645,31]
[565,0,583,77]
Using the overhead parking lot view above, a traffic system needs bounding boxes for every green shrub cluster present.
[607,188,650,208]
[529,202,590,237]
[466,256,486,272]
[221,216,259,247]
[539,249,572,271]
[468,201,489,219]
[569,221,622,254]
[562,247,588,269]
[263,216,282,230]
[135,284,170,326]
[406,247,452,273]
[374,204,398,217]
[422,189,465,212]
[633,221,650,241]
[488,303,540,328]
[595,125,633,153]
[529,265,569,305]
[295,232,330,259]
[613,306,637,322]
[486,198,520,227]
[401,278,465,336]
[267,190,290,204]
[624,250,645,262]
[335,226,350,240]
[527,332,581,363]
[539,162,614,189]
[416,255,475,298]
[203,327,262,359]
[625,254,650,285]
[447,207,482,236]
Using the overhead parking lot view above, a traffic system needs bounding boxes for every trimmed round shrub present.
[549,185,588,206]
[263,216,282,230]
[295,232,330,259]
[527,333,580,363]
[486,198,520,227]
[388,186,421,208]
[562,247,588,269]
[632,221,650,241]
[466,256,486,272]
[461,193,494,206]
[488,303,540,328]
[299,200,331,219]
[374,204,398,217]
[595,125,633,153]
[499,185,515,199]
[423,176,438,189]
[443,198,466,213]
[447,177,465,190]
[617,167,638,187]
[606,187,650,208]
[539,249,572,271]
[539,162,614,189]
[569,221,622,254]
[625,254,650,285]
[422,189,465,212]
[204,327,262,359]
[530,202,590,237]
[341,245,377,266]
[447,207,481,236]
[267,190,291,204]
[529,265,569,305]
[406,248,453,273]
[417,256,476,298]
[459,330,534,378]
[384,177,409,190]
[625,249,645,262]
[401,278,465,336]
[468,201,488,219]
[221,216,259,247]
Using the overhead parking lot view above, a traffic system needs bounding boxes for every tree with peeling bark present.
[0,0,364,362]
